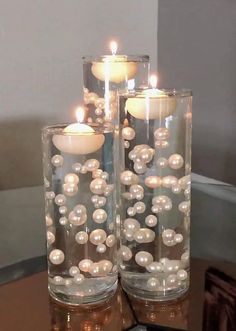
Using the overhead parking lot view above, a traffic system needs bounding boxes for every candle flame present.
[110,40,118,55]
[75,106,85,123]
[149,74,158,89]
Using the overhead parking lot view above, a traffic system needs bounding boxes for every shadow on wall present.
[0,118,44,190]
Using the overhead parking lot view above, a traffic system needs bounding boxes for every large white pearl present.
[154,127,170,140]
[79,259,93,272]
[166,274,179,287]
[96,243,107,253]
[177,269,188,281]
[59,217,68,225]
[47,231,55,245]
[59,206,67,214]
[156,157,168,168]
[124,218,140,232]
[122,127,135,140]
[73,274,85,284]
[130,184,144,195]
[178,201,190,214]
[147,277,160,290]
[145,176,162,189]
[140,148,154,163]
[145,215,158,227]
[134,201,146,214]
[64,173,79,185]
[146,262,163,273]
[90,178,107,194]
[162,229,176,245]
[127,207,136,216]
[119,245,132,261]
[162,176,178,188]
[93,209,107,224]
[168,154,184,170]
[106,234,116,247]
[75,231,88,244]
[72,162,82,173]
[84,159,100,171]
[134,228,155,243]
[51,155,63,167]
[135,251,153,267]
[55,194,66,206]
[120,170,139,186]
[49,249,65,265]
[63,183,78,197]
[69,266,80,276]
[90,229,107,245]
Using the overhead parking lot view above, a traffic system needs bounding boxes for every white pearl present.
[91,195,99,204]
[134,201,146,214]
[122,127,135,140]
[155,140,169,149]
[87,92,98,104]
[95,108,103,116]
[106,234,116,247]
[124,218,140,232]
[135,192,144,200]
[151,205,163,214]
[146,262,163,273]
[144,176,162,189]
[46,191,55,200]
[172,184,182,194]
[178,201,190,214]
[92,169,103,179]
[177,269,188,281]
[49,249,65,265]
[64,173,79,185]
[162,176,178,188]
[104,184,114,197]
[53,276,64,285]
[55,194,66,206]
[94,197,106,208]
[134,228,155,243]
[124,141,130,149]
[120,245,132,261]
[134,161,147,174]
[74,204,87,216]
[47,231,55,245]
[84,159,100,171]
[130,185,144,195]
[73,274,85,284]
[59,217,68,225]
[156,157,168,168]
[63,183,78,197]
[72,162,82,173]
[68,211,87,226]
[162,229,175,242]
[128,150,137,161]
[69,266,80,277]
[75,231,88,244]
[93,209,107,224]
[80,166,88,174]
[90,178,107,194]
[96,243,107,253]
[90,229,107,245]
[145,215,158,227]
[79,259,93,272]
[59,206,67,214]
[135,251,153,267]
[166,274,179,287]
[162,260,180,273]
[147,277,160,290]
[99,260,113,274]
[89,263,101,277]
[94,97,105,109]
[120,171,139,186]
[127,207,136,216]
[179,175,191,190]
[174,234,183,243]
[154,127,170,140]
[124,229,134,241]
[168,154,184,170]
[140,148,154,163]
[51,155,63,167]
[101,171,109,180]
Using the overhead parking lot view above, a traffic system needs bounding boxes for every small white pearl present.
[95,108,103,116]
[124,141,130,149]
[162,229,176,241]
[51,155,63,167]
[124,229,134,241]
[145,215,158,227]
[47,231,55,245]
[134,228,155,243]
[178,201,190,214]
[168,154,184,170]
[49,249,65,265]
[166,274,178,287]
[156,157,168,168]
[63,183,78,197]
[144,176,162,189]
[96,243,107,253]
[84,159,100,171]
[89,229,107,245]
[127,207,136,216]
[72,162,82,173]
[80,166,87,174]
[75,231,88,244]
[59,217,68,225]
[130,185,144,195]
[46,191,55,200]
[59,206,67,214]
[140,148,154,163]
[174,234,183,243]
[124,218,140,232]
[73,274,85,284]
[55,194,66,206]
[69,266,80,277]
[172,184,182,194]
[162,176,178,188]
[104,184,114,197]
[154,127,170,140]
[120,171,139,186]
[78,259,93,272]
[135,192,144,200]
[91,195,99,204]
[134,161,147,174]
[122,127,135,140]
[101,171,109,180]
[106,234,116,247]
[53,276,64,285]
[92,169,103,179]
[177,269,188,281]
[68,211,87,226]
[135,251,153,267]
[155,140,169,149]
[74,204,87,216]
[119,245,132,261]
[147,277,160,290]
[146,262,163,273]
[134,201,146,214]
[64,173,79,185]
[93,209,107,224]
[90,178,107,194]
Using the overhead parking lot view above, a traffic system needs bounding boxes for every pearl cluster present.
[162,229,183,247]
[127,201,146,216]
[120,170,139,186]
[128,144,155,174]
[154,127,170,149]
[78,258,113,277]
[91,195,106,208]
[151,195,172,214]
[63,173,79,197]
[69,204,87,226]
[123,218,155,243]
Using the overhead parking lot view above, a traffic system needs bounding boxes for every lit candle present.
[53,107,105,155]
[125,75,177,120]
[91,41,138,84]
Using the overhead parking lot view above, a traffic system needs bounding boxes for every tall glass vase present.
[118,89,192,301]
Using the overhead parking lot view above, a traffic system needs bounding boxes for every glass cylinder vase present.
[82,55,149,125]
[42,122,117,305]
[118,89,192,301]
